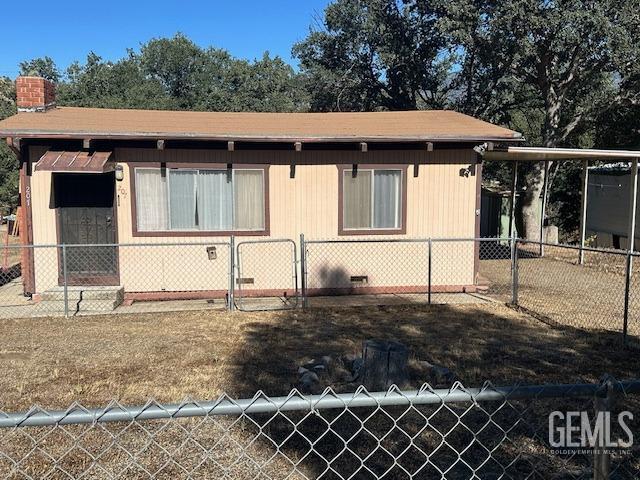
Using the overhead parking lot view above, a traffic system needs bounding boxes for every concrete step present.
[37,286,124,314]
[77,298,122,312]
[31,300,69,317]
[41,286,124,302]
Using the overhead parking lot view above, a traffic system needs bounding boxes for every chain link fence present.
[0,377,637,479]
[235,239,299,311]
[303,238,430,307]
[1,236,640,346]
[515,240,640,347]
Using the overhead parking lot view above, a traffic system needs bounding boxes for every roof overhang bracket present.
[291,142,302,178]
[227,141,235,152]
[360,142,368,153]
[157,140,165,150]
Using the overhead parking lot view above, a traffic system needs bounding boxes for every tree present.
[293,0,452,111]
[441,0,640,239]
[0,77,18,213]
[19,57,61,83]
[60,52,175,110]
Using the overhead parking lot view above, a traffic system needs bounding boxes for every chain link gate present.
[234,239,299,311]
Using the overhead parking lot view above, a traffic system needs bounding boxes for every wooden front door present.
[55,173,119,285]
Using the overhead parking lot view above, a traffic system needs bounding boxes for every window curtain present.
[197,170,232,230]
[234,170,264,230]
[373,170,401,228]
[343,170,372,229]
[135,169,168,231]
[169,170,197,229]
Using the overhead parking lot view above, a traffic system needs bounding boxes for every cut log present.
[362,340,409,390]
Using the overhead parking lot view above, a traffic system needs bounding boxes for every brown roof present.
[0,106,521,143]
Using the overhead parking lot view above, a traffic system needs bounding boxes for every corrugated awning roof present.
[0,107,522,143]
[35,151,114,173]
[484,146,640,161]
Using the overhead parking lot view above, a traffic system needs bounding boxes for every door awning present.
[35,151,114,173]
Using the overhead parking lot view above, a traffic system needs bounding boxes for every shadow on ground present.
[228,303,639,397]
[225,303,640,479]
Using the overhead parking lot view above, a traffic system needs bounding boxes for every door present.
[54,173,119,285]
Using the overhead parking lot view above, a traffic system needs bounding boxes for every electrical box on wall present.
[206,246,217,260]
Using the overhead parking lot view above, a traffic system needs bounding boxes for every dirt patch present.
[479,244,640,339]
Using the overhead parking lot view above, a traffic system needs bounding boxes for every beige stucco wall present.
[28,147,478,295]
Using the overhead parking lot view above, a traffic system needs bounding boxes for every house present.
[0,76,522,306]
[587,163,640,250]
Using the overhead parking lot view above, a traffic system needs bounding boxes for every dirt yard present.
[478,243,640,338]
[0,302,637,411]
[1,303,639,479]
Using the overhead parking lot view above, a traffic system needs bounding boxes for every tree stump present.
[361,340,409,390]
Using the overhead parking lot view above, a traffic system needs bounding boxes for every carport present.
[482,146,640,263]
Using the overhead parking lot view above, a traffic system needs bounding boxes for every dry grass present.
[1,303,639,479]
[0,303,637,412]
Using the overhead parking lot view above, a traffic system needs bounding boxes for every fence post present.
[593,376,615,480]
[62,244,69,318]
[622,251,632,347]
[511,237,519,305]
[427,239,432,305]
[300,233,308,308]
[228,236,235,311]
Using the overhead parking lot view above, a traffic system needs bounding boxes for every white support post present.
[509,161,518,239]
[579,159,589,265]
[627,158,639,254]
[623,158,638,347]
[540,161,549,256]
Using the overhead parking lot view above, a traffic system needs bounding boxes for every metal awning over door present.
[35,151,114,173]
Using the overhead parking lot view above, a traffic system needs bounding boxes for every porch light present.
[114,164,124,181]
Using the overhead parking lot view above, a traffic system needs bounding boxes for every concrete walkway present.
[0,279,493,318]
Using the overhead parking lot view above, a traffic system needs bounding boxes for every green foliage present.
[0,77,18,212]
[55,34,308,113]
[293,0,452,111]
[19,57,61,83]
[59,52,175,110]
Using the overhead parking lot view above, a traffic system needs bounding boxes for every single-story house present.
[0,76,522,305]
[587,163,640,250]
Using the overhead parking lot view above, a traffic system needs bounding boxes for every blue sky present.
[0,0,331,78]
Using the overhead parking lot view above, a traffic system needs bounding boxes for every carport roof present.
[484,146,640,161]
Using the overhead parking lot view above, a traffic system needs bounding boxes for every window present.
[134,167,266,232]
[342,169,403,231]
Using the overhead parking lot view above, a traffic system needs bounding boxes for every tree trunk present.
[519,88,560,240]
[521,162,546,241]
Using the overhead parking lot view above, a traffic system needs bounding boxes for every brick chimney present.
[16,76,56,112]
